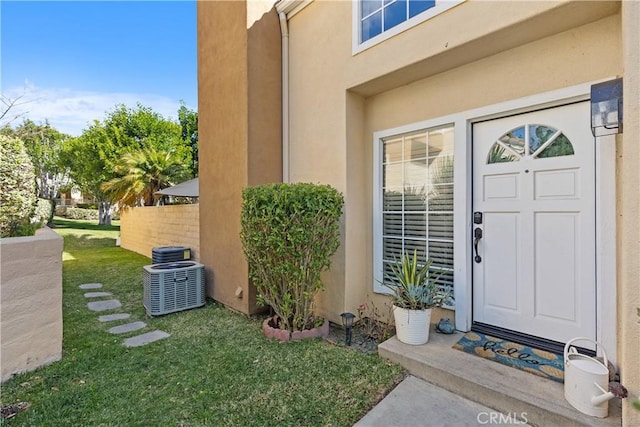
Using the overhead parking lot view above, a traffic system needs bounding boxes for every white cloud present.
[3,81,190,136]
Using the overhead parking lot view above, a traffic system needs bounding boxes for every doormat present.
[453,332,564,383]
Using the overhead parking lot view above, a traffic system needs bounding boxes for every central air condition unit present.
[143,261,205,316]
[151,246,191,264]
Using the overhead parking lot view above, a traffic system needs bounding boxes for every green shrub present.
[55,205,68,217]
[76,203,98,209]
[0,135,37,237]
[64,207,99,221]
[33,198,54,226]
[240,182,344,332]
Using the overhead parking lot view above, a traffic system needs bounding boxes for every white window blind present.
[378,125,454,291]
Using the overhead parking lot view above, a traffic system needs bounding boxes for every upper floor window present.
[355,0,463,53]
[361,0,435,43]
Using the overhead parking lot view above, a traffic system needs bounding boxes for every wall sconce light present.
[340,312,356,346]
[591,77,623,137]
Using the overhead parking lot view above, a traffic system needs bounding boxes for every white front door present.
[472,102,596,344]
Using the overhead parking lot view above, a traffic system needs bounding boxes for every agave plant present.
[383,249,451,310]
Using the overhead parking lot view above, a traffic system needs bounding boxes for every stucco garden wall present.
[1,226,63,382]
[119,205,200,261]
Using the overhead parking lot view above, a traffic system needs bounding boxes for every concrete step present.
[108,321,146,335]
[123,330,170,347]
[378,333,622,427]
[98,313,131,322]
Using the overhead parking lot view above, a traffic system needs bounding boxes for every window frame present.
[353,0,464,55]
[373,122,456,299]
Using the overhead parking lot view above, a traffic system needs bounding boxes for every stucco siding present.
[198,1,281,315]
[1,227,63,382]
[119,205,200,261]
[619,1,640,423]
[286,0,622,322]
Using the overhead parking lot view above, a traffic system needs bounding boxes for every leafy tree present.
[61,103,192,225]
[3,119,70,199]
[95,103,190,161]
[60,124,114,225]
[102,146,191,208]
[0,135,37,237]
[178,102,198,176]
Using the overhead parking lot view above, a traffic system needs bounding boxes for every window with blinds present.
[379,125,454,292]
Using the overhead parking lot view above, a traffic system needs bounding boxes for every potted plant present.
[383,250,452,345]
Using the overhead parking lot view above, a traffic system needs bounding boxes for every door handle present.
[474,227,483,263]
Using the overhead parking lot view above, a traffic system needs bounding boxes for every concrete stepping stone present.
[79,283,103,289]
[98,313,131,322]
[108,321,146,335]
[84,291,112,298]
[87,299,121,312]
[123,330,170,348]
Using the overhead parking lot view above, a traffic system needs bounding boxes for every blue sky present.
[1,1,197,136]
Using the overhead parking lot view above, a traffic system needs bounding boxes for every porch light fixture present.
[340,312,356,346]
[591,77,623,137]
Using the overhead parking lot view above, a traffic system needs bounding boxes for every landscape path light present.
[340,312,356,346]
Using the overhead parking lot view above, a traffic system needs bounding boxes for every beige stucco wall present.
[286,0,622,324]
[119,205,200,261]
[285,0,639,421]
[1,227,63,382]
[619,1,640,423]
[198,1,282,315]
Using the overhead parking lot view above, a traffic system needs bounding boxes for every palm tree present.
[101,147,190,208]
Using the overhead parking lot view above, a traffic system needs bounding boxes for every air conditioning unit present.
[143,261,205,316]
[151,246,191,264]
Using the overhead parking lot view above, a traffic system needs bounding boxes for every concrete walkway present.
[79,283,170,347]
[355,376,525,427]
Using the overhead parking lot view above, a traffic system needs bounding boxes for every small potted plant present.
[383,249,452,345]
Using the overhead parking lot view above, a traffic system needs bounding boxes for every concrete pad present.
[87,299,121,312]
[108,321,146,335]
[84,292,112,298]
[355,376,514,427]
[98,313,131,322]
[79,283,102,289]
[123,330,170,348]
[378,334,620,426]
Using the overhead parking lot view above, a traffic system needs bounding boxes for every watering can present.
[563,337,614,418]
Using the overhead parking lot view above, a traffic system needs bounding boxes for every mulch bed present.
[325,322,386,355]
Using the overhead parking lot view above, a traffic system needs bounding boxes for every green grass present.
[1,218,405,426]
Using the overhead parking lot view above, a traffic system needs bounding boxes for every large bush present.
[62,207,100,221]
[0,135,37,237]
[33,198,54,227]
[241,183,344,332]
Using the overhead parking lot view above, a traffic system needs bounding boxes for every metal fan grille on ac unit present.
[143,261,205,316]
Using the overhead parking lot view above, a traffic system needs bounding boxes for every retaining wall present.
[1,226,63,382]
[119,205,200,261]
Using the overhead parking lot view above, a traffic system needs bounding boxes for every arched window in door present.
[487,124,575,164]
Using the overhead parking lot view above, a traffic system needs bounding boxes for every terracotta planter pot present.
[262,316,329,342]
[393,305,432,345]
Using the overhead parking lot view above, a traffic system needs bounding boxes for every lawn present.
[1,218,405,426]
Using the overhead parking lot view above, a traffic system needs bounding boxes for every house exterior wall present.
[286,0,621,322]
[619,1,640,423]
[195,0,638,421]
[1,227,63,382]
[119,205,200,261]
[197,1,282,315]
[282,0,638,421]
